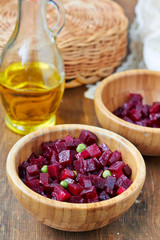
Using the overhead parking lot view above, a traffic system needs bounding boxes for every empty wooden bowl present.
[94,69,160,156]
[6,124,145,232]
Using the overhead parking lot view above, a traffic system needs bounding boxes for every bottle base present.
[5,115,56,135]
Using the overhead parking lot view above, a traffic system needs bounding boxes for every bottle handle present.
[48,0,65,36]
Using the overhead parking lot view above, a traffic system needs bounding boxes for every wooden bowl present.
[6,124,145,232]
[94,69,160,156]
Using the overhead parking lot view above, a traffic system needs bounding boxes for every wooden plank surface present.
[1,0,160,239]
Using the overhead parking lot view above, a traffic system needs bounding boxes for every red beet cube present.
[52,185,71,201]
[75,149,90,160]
[117,186,126,195]
[104,176,116,195]
[50,151,58,164]
[26,179,43,194]
[73,159,84,174]
[93,157,102,170]
[86,143,101,158]
[129,109,142,122]
[64,178,75,184]
[67,183,82,195]
[123,164,132,178]
[116,174,132,189]
[18,161,29,179]
[108,161,125,174]
[149,113,160,124]
[89,175,105,189]
[141,104,150,118]
[41,141,54,159]
[47,164,59,178]
[59,168,75,180]
[80,186,98,203]
[63,135,73,143]
[39,173,49,186]
[149,102,160,113]
[58,150,72,166]
[69,195,86,203]
[54,141,67,153]
[99,190,110,201]
[107,150,122,166]
[99,143,110,152]
[99,150,112,166]
[79,130,97,145]
[83,158,96,172]
[27,152,37,163]
[122,116,133,123]
[79,176,92,188]
[26,164,39,176]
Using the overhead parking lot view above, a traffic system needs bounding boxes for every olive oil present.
[0,62,65,134]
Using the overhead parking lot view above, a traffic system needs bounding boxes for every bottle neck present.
[17,0,47,36]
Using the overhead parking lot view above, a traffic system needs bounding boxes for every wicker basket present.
[0,0,128,88]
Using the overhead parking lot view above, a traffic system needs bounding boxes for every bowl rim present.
[6,124,146,210]
[94,69,160,134]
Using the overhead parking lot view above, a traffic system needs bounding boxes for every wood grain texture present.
[94,70,160,156]
[6,124,145,231]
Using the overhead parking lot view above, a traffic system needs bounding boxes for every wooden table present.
[1,0,160,239]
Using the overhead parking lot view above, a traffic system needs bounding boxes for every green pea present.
[73,170,78,178]
[102,170,111,179]
[60,180,68,188]
[76,143,86,153]
[40,165,48,173]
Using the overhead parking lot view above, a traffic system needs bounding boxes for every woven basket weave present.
[0,0,128,88]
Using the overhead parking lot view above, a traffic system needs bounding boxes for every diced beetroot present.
[80,186,98,203]
[93,157,102,170]
[47,164,59,178]
[96,170,103,177]
[73,138,82,148]
[63,135,73,143]
[108,161,125,174]
[86,143,101,158]
[112,170,123,179]
[129,109,142,122]
[75,149,90,160]
[116,174,132,189]
[79,176,92,188]
[59,168,75,180]
[39,173,49,186]
[66,164,74,171]
[129,93,143,104]
[83,158,96,172]
[25,179,43,194]
[99,150,112,166]
[58,150,72,166]
[89,175,105,189]
[149,113,160,125]
[73,159,84,174]
[50,151,58,164]
[141,105,150,118]
[18,161,29,179]
[54,141,67,153]
[25,174,39,182]
[113,106,123,117]
[52,185,71,201]
[41,141,54,159]
[122,116,133,123]
[79,130,97,145]
[107,150,122,166]
[123,164,132,178]
[27,152,37,163]
[99,190,110,201]
[69,195,86,203]
[117,186,126,195]
[104,176,116,195]
[67,183,82,195]
[99,143,110,152]
[135,101,143,113]
[26,164,39,176]
[63,177,75,184]
[149,102,160,113]
[70,150,77,161]
[43,180,59,193]
[30,156,44,169]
